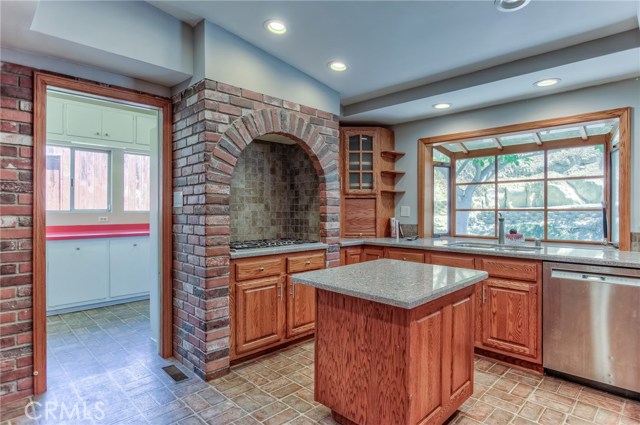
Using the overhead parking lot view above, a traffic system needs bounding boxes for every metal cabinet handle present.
[133,244,137,247]
[104,133,109,137]
[402,257,407,261]
[95,131,100,136]
[279,284,283,300]
[291,282,296,298]
[305,260,311,265]
[76,247,80,251]
[482,285,486,304]
[259,266,265,272]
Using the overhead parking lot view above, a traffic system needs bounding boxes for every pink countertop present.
[46,224,150,241]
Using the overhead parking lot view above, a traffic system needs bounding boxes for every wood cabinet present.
[342,198,377,237]
[235,276,284,354]
[386,247,425,263]
[342,244,544,367]
[480,278,539,360]
[362,247,384,262]
[340,127,403,238]
[340,246,363,265]
[430,253,475,269]
[231,250,325,360]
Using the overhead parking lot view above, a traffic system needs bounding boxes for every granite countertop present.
[292,259,487,309]
[230,242,329,259]
[339,237,640,269]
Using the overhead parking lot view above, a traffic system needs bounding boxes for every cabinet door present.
[342,247,363,265]
[102,109,134,143]
[481,278,539,359]
[386,248,424,263]
[362,247,384,262]
[235,276,284,354]
[430,253,475,269]
[343,198,376,237]
[136,115,157,146]
[46,99,64,135]
[343,131,376,194]
[47,239,109,309]
[66,103,102,139]
[109,237,150,298]
[286,276,316,338]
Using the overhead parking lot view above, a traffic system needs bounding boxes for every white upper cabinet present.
[66,102,103,139]
[48,95,154,149]
[135,115,157,146]
[46,99,65,135]
[102,109,134,143]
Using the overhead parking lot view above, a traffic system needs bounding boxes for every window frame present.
[432,163,451,236]
[45,143,112,213]
[417,108,631,250]
[450,138,607,242]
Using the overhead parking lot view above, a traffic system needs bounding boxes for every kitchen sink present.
[447,242,542,252]
[447,242,498,249]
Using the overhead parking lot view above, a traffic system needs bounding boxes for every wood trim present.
[617,108,631,251]
[417,107,631,250]
[419,108,630,145]
[33,72,173,394]
[449,135,605,160]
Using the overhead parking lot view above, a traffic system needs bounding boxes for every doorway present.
[33,73,173,394]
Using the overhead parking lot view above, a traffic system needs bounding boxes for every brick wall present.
[172,80,340,380]
[0,62,35,421]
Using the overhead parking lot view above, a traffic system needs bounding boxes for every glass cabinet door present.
[346,134,375,192]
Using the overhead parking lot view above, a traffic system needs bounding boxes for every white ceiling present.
[149,0,640,124]
[2,1,639,125]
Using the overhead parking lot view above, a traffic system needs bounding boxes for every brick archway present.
[193,108,340,378]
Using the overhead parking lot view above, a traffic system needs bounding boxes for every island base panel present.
[314,286,476,425]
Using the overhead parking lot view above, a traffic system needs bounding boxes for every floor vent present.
[162,365,189,383]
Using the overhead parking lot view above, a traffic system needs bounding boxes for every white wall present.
[178,21,340,115]
[392,78,640,232]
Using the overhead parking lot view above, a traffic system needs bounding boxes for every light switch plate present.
[400,206,410,217]
[173,191,183,208]
[98,216,108,223]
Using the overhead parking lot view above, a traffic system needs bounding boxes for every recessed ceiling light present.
[433,103,451,110]
[328,61,348,72]
[534,78,561,87]
[495,0,531,12]
[265,20,287,35]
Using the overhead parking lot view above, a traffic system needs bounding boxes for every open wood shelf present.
[381,150,405,159]
[380,170,406,177]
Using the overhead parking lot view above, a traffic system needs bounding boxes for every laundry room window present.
[45,145,111,211]
[123,153,150,211]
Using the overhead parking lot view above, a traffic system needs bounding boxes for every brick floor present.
[4,301,639,424]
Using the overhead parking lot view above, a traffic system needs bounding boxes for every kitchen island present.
[292,259,488,425]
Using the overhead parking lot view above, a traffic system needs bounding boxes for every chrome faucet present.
[498,213,505,245]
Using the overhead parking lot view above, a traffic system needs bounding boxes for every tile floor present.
[5,301,639,425]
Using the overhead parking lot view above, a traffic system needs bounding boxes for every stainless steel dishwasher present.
[543,262,640,397]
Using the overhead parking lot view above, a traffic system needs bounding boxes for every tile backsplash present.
[230,140,320,242]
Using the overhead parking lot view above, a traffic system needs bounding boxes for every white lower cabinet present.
[109,237,150,298]
[47,239,110,309]
[47,236,150,313]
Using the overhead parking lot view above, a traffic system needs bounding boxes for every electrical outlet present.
[98,217,108,223]
[400,206,411,217]
[173,191,183,208]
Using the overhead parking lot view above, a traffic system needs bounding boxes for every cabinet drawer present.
[478,257,540,282]
[430,253,475,269]
[235,258,283,281]
[287,252,325,273]
[386,248,424,263]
